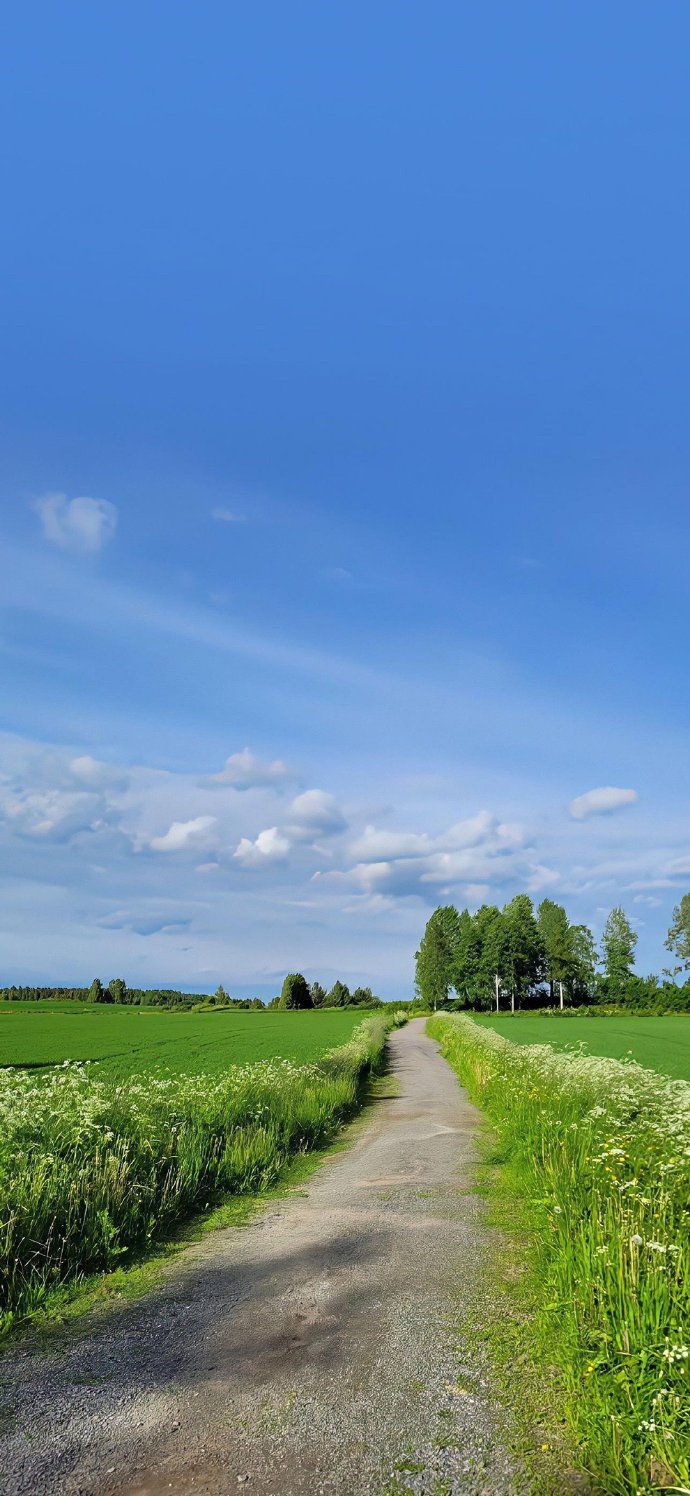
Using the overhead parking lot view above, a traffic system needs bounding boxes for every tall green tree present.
[537,899,572,1002]
[280,972,313,1009]
[569,925,597,1002]
[87,977,105,1004]
[108,977,128,1005]
[453,908,481,1006]
[309,981,327,1008]
[601,907,637,996]
[324,979,351,1007]
[503,894,544,1009]
[473,905,509,1009]
[665,894,690,976]
[415,905,461,1009]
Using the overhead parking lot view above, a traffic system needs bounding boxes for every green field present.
[0,1001,369,1078]
[474,1011,690,1080]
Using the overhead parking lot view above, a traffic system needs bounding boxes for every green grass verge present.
[474,1012,690,1082]
[429,1013,690,1495]
[0,1014,397,1338]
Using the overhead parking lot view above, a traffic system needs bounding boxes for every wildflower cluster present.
[428,1013,690,1493]
[0,1015,390,1334]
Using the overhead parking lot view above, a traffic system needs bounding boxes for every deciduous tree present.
[601,907,637,996]
[280,972,313,1009]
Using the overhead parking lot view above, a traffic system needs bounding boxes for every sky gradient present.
[1,3,689,997]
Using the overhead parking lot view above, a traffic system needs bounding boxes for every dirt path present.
[1,1020,527,1495]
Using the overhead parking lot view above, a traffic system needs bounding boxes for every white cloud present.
[1,788,104,841]
[234,826,290,866]
[569,786,638,821]
[525,863,561,893]
[35,494,118,553]
[150,816,217,852]
[286,789,347,841]
[211,507,245,523]
[209,747,292,791]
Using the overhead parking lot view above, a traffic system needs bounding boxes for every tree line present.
[0,975,384,1011]
[267,974,383,1010]
[415,892,690,1011]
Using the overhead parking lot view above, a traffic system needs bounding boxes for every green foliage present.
[502,893,544,1007]
[279,972,313,1009]
[429,1013,690,1493]
[665,892,690,974]
[602,906,638,997]
[324,979,351,1007]
[87,978,110,1004]
[108,978,128,1005]
[415,905,461,1008]
[0,1015,393,1335]
[309,981,327,1007]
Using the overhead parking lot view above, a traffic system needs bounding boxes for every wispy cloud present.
[569,786,638,821]
[34,494,118,553]
[211,507,246,523]
[208,748,294,791]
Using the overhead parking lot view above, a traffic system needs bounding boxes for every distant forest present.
[0,974,384,1010]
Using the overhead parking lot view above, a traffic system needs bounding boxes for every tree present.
[569,925,597,1002]
[537,899,572,1002]
[502,895,544,1010]
[108,978,128,1005]
[88,977,106,1004]
[324,980,350,1007]
[665,894,690,976]
[213,985,230,1005]
[280,973,313,1009]
[601,907,637,996]
[453,909,481,1006]
[474,905,509,1009]
[351,986,380,1007]
[310,981,327,1008]
[415,905,461,1009]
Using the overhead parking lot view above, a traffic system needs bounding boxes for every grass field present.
[0,1002,369,1077]
[474,1011,690,1080]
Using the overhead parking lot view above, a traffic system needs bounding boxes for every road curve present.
[1,1020,527,1495]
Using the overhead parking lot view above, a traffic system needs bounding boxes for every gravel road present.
[1,1020,529,1495]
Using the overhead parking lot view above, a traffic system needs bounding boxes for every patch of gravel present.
[0,1022,531,1495]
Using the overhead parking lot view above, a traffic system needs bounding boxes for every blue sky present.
[1,3,689,997]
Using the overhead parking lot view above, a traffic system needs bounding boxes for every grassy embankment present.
[475,1010,690,1082]
[429,1013,689,1495]
[0,1012,397,1336]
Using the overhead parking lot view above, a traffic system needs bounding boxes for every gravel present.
[0,1020,530,1495]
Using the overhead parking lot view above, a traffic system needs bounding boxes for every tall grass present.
[429,1013,690,1494]
[0,1014,391,1335]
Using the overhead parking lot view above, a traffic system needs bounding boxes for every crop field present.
[474,1011,690,1080]
[430,1012,690,1493]
[0,1002,368,1078]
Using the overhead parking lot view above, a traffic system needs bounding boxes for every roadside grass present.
[429,1014,690,1495]
[0,1014,396,1339]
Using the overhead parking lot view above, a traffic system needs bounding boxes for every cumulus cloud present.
[35,494,118,553]
[150,816,217,852]
[569,786,638,821]
[1,788,104,842]
[234,826,290,866]
[286,789,347,841]
[209,747,293,791]
[339,812,530,900]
